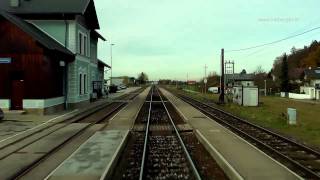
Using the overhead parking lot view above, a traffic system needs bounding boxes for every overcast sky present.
[95,0,320,81]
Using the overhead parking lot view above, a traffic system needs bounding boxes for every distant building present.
[187,81,196,85]
[111,76,135,86]
[0,0,110,114]
[226,73,255,87]
[300,67,320,100]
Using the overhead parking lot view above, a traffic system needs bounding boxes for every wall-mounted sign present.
[59,61,65,67]
[0,58,11,64]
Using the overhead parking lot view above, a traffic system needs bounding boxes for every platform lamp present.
[110,43,115,85]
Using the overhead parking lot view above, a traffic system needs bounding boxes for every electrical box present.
[233,86,259,106]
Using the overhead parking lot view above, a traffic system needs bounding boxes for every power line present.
[226,26,320,52]
[236,28,320,60]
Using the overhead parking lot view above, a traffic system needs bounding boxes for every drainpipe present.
[63,14,69,110]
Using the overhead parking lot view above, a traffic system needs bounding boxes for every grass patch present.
[169,86,320,148]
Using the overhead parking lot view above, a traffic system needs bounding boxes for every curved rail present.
[176,92,320,179]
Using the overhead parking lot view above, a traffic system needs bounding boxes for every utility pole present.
[219,49,225,103]
[264,80,267,96]
[110,43,115,85]
[186,73,189,90]
[176,78,178,88]
[204,64,208,94]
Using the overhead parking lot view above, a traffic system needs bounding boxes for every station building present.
[0,0,110,114]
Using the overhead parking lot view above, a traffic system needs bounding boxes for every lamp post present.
[110,43,115,85]
[264,80,267,96]
[204,64,208,94]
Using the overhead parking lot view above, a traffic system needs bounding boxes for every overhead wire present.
[226,26,320,52]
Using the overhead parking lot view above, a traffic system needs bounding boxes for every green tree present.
[137,72,148,84]
[240,69,247,74]
[280,54,289,92]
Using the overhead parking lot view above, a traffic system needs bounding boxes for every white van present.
[208,87,219,94]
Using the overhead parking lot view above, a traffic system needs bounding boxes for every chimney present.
[10,0,20,7]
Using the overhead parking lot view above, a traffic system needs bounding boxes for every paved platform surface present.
[160,88,302,180]
[108,87,141,99]
[0,123,89,179]
[46,87,150,179]
[0,87,141,142]
[104,87,150,130]
[21,124,105,180]
[47,130,128,180]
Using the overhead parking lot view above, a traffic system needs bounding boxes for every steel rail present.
[139,86,153,180]
[158,88,202,180]
[8,102,127,179]
[177,93,320,179]
[13,88,146,179]
[0,88,143,152]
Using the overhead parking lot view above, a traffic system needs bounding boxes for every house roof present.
[0,10,74,57]
[91,30,106,41]
[226,73,254,82]
[98,60,111,68]
[305,67,320,79]
[1,0,90,14]
[0,0,99,29]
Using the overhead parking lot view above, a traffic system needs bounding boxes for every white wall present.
[23,97,64,109]
[311,80,320,87]
[68,21,77,53]
[233,87,258,106]
[243,87,259,106]
[289,93,312,100]
[300,86,316,99]
[0,99,10,109]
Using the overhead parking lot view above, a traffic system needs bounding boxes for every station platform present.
[46,130,129,180]
[160,88,302,180]
[104,87,150,130]
[45,87,150,180]
[0,87,141,143]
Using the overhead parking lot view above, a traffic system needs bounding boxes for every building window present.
[84,36,87,56]
[79,73,88,95]
[84,74,87,94]
[78,32,88,56]
[79,74,82,95]
[79,33,82,55]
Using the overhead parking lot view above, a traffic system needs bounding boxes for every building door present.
[11,80,24,110]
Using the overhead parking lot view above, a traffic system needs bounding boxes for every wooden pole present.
[219,49,225,103]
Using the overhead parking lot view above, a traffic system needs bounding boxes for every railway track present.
[140,87,201,180]
[112,86,228,180]
[174,91,320,179]
[0,88,144,179]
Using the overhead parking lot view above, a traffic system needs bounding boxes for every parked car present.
[119,85,127,90]
[208,87,219,94]
[0,108,4,121]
